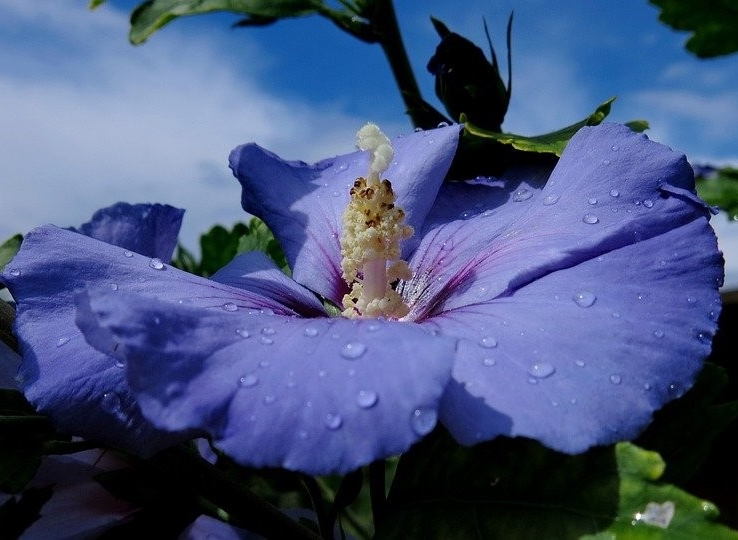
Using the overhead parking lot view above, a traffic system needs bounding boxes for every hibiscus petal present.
[77,290,456,475]
[70,202,184,260]
[1,226,323,454]
[417,124,723,452]
[229,124,461,305]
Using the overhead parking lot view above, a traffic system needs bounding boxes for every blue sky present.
[1,1,737,287]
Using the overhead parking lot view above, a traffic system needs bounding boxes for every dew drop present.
[588,197,598,205]
[686,295,697,305]
[582,213,599,224]
[573,291,596,308]
[602,159,611,166]
[478,336,498,348]
[235,328,250,338]
[340,341,367,359]
[482,357,496,367]
[512,188,533,202]
[611,145,619,152]
[148,257,165,270]
[123,250,134,258]
[357,390,378,408]
[222,302,238,312]
[609,189,620,198]
[114,359,125,369]
[263,394,276,405]
[609,374,622,385]
[325,413,343,430]
[410,408,437,436]
[303,326,319,337]
[643,382,652,391]
[574,359,586,368]
[8,268,21,277]
[261,326,276,335]
[259,336,274,345]
[259,360,270,368]
[56,336,70,347]
[653,329,665,339]
[109,283,118,291]
[239,374,258,388]
[165,382,185,399]
[101,392,121,414]
[643,199,654,208]
[528,362,556,379]
[542,194,560,206]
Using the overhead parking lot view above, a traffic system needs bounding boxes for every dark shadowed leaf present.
[129,0,322,44]
[376,430,738,539]
[649,0,738,58]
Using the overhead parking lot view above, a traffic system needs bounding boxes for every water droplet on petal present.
[114,359,125,369]
[528,362,555,379]
[410,408,437,436]
[109,283,118,291]
[609,374,622,385]
[588,197,598,205]
[654,329,665,338]
[222,302,238,312]
[340,341,367,359]
[643,199,654,208]
[686,296,697,305]
[573,291,596,308]
[239,374,258,388]
[235,328,250,338]
[259,336,274,345]
[482,357,496,367]
[261,327,276,335]
[582,213,599,224]
[512,188,533,202]
[165,382,185,399]
[574,359,586,367]
[325,413,343,430]
[609,189,620,198]
[611,145,619,152]
[542,194,560,206]
[357,390,378,408]
[602,159,611,166]
[123,250,134,258]
[101,392,122,414]
[303,326,319,337]
[263,395,276,405]
[149,258,165,270]
[478,336,498,348]
[56,336,70,347]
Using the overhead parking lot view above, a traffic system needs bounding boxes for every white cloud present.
[0,1,392,251]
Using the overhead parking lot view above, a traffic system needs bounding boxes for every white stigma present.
[356,123,394,184]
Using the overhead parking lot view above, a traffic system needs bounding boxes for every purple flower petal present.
[70,202,184,260]
[403,123,723,452]
[76,290,455,475]
[2,226,325,454]
[229,124,461,305]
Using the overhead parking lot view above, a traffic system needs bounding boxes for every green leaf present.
[0,234,22,273]
[377,431,738,539]
[170,219,289,277]
[583,443,738,539]
[649,0,738,58]
[129,0,323,44]
[236,218,290,274]
[88,0,107,8]
[464,97,617,157]
[696,167,738,220]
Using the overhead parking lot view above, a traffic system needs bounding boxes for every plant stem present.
[372,0,424,128]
